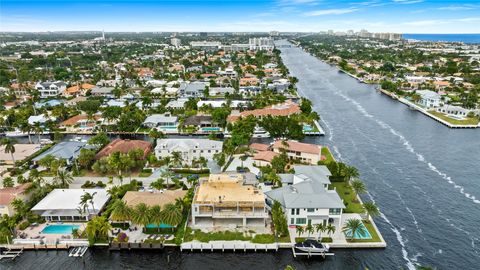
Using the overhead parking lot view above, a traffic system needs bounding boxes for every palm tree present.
[11,198,27,216]
[1,138,16,164]
[161,203,183,228]
[149,205,163,232]
[305,224,314,238]
[351,179,367,197]
[33,122,43,143]
[109,199,132,227]
[171,151,183,167]
[342,218,368,241]
[20,122,33,144]
[363,201,380,221]
[344,165,359,183]
[161,169,174,188]
[315,223,326,240]
[295,225,305,237]
[86,216,112,245]
[326,224,336,238]
[81,192,97,217]
[150,178,165,190]
[131,203,151,231]
[54,169,73,188]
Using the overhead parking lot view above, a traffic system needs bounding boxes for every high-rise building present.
[248,37,274,51]
[171,38,181,48]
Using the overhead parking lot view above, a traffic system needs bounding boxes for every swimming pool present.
[343,222,372,239]
[41,224,80,234]
[146,223,174,229]
[303,124,314,132]
[201,127,221,132]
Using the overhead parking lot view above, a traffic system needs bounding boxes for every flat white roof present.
[31,189,110,214]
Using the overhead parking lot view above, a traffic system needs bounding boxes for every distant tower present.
[102,30,105,40]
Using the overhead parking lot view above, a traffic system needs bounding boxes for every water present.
[41,225,80,234]
[402,34,480,43]
[344,223,372,240]
[3,41,480,269]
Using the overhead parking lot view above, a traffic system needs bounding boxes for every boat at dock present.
[294,239,330,253]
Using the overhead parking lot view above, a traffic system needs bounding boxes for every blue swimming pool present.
[41,224,80,234]
[343,222,372,239]
[201,127,221,132]
[303,124,314,132]
[146,223,174,229]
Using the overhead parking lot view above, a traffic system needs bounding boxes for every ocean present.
[402,34,480,43]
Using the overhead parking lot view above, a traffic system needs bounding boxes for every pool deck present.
[14,222,87,245]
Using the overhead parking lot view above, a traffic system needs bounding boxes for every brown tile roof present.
[65,83,95,94]
[60,114,100,126]
[253,151,278,163]
[227,100,300,122]
[272,140,321,155]
[122,190,186,208]
[249,143,270,152]
[0,183,31,205]
[95,139,152,159]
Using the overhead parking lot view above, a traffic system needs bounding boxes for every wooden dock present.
[0,248,23,261]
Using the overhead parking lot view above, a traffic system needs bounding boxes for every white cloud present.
[392,0,424,4]
[304,8,359,16]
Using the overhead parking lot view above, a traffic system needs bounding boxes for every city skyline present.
[1,0,480,33]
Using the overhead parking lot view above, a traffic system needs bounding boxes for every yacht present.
[251,126,270,138]
[294,239,330,253]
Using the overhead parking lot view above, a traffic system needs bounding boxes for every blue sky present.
[1,0,480,33]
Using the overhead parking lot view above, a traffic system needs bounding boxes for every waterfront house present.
[182,115,220,133]
[64,83,95,97]
[436,105,474,117]
[155,138,222,165]
[265,165,344,229]
[209,87,235,97]
[95,139,152,160]
[35,81,67,98]
[417,90,441,108]
[59,114,101,132]
[31,189,110,221]
[143,114,178,130]
[191,173,267,228]
[0,184,32,216]
[91,86,114,97]
[272,140,322,165]
[166,98,188,110]
[28,114,50,126]
[33,141,89,165]
[227,100,301,123]
[180,82,208,97]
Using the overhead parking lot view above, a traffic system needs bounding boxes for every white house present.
[143,114,178,131]
[31,189,110,221]
[155,138,222,165]
[35,81,67,98]
[265,165,344,229]
[417,90,442,108]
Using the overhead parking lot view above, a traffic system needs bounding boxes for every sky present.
[1,0,480,33]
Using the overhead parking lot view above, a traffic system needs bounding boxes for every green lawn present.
[321,147,335,163]
[330,182,365,214]
[428,111,479,126]
[345,220,381,243]
[183,228,276,243]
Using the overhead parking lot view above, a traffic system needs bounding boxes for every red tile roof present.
[249,143,270,152]
[227,100,300,122]
[273,140,321,155]
[95,139,152,159]
[253,151,279,163]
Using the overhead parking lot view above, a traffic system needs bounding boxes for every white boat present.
[252,127,270,138]
[5,130,29,137]
[294,239,330,253]
[39,138,53,145]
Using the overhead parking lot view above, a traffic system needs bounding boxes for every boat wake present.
[336,90,480,205]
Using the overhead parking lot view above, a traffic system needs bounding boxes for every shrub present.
[96,181,106,188]
[18,221,31,230]
[117,232,128,242]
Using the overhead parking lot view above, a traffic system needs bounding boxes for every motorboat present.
[5,130,29,137]
[294,239,330,253]
[251,126,270,138]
